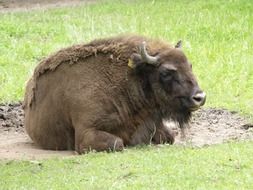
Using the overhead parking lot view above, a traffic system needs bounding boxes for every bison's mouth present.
[189,106,201,112]
[185,103,203,112]
[179,93,206,112]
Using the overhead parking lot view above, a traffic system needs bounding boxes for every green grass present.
[1,0,253,189]
[1,142,253,190]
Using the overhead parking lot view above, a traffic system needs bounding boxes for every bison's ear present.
[128,53,143,69]
[175,40,182,48]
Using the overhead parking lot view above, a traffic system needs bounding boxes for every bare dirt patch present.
[0,103,76,160]
[0,102,253,160]
[171,109,253,146]
[0,0,96,12]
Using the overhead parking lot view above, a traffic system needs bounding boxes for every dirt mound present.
[0,102,252,160]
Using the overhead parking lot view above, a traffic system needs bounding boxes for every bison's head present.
[130,41,206,126]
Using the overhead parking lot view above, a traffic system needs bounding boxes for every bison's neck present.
[124,77,159,121]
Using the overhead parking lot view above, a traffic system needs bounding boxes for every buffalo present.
[23,35,206,153]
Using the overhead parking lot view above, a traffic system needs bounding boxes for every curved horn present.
[139,41,159,66]
[175,40,182,48]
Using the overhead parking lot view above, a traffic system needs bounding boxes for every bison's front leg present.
[75,129,124,154]
[152,125,177,145]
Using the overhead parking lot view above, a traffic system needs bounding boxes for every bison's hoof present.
[110,138,124,152]
[153,128,176,145]
[164,130,176,144]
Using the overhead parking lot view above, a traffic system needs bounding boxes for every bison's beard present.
[147,83,193,128]
[155,92,192,128]
[160,105,192,128]
[172,109,192,128]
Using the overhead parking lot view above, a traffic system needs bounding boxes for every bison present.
[23,35,206,153]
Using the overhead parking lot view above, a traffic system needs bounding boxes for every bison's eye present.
[160,69,175,81]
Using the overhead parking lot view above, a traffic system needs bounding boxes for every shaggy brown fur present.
[24,35,205,153]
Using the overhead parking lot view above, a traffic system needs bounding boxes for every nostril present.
[193,96,202,102]
[192,92,206,105]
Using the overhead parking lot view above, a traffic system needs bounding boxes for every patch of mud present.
[0,0,97,12]
[171,109,253,147]
[0,102,24,133]
[0,102,77,160]
[0,102,253,160]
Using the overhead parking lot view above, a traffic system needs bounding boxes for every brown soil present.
[0,103,76,160]
[0,102,253,160]
[0,0,96,12]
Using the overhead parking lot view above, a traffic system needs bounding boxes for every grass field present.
[1,142,253,189]
[0,0,253,189]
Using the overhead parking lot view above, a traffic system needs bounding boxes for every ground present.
[0,102,252,160]
[0,0,94,11]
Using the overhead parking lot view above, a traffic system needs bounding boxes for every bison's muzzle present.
[192,91,206,107]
